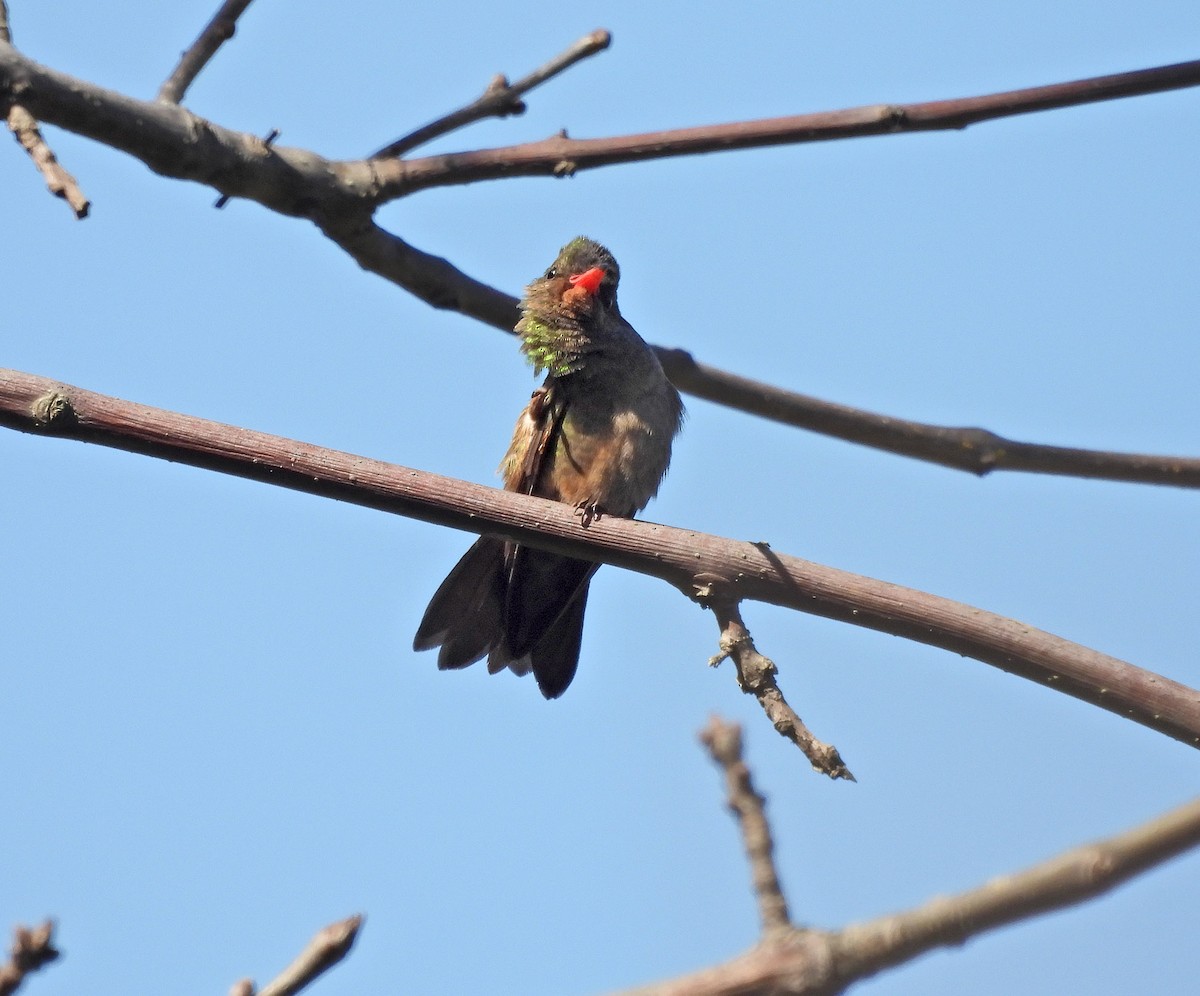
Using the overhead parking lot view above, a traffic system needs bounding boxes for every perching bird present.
[413,236,684,698]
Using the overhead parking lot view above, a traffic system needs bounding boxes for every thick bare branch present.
[709,602,854,780]
[372,29,611,158]
[379,58,1200,196]
[2,367,1198,750]
[620,787,1200,995]
[700,717,793,936]
[157,0,258,104]
[0,921,59,996]
[2,44,1196,485]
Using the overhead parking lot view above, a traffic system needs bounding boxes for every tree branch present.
[157,0,258,104]
[378,57,1200,196]
[3,367,1198,753]
[0,921,59,996]
[620,763,1200,994]
[231,914,363,996]
[315,225,1200,490]
[0,2,88,217]
[827,795,1200,988]
[709,602,854,781]
[371,29,610,159]
[700,717,793,936]
[656,349,1200,487]
[2,43,1196,486]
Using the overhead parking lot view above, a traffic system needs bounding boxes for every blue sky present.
[4,2,1200,993]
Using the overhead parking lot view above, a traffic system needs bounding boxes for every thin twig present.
[619,792,1200,995]
[372,28,611,159]
[157,0,258,104]
[0,2,88,217]
[708,601,854,780]
[6,104,90,217]
[3,367,1199,749]
[0,921,60,996]
[237,915,363,996]
[700,717,793,936]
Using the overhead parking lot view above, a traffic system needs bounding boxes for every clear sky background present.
[4,3,1199,994]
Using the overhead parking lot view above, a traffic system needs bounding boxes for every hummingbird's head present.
[516,237,623,376]
[531,236,620,315]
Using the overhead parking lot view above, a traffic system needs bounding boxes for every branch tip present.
[252,913,363,996]
[710,601,856,781]
[0,919,60,996]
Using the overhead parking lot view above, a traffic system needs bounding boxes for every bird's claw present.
[574,500,603,529]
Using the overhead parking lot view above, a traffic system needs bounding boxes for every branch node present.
[370,29,610,159]
[214,127,279,208]
[30,390,76,428]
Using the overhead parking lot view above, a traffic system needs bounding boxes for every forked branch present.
[620,740,1200,995]
[372,29,611,158]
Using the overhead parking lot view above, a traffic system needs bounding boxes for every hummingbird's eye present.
[544,266,559,279]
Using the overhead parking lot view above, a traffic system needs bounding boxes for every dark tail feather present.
[528,582,590,699]
[503,548,597,658]
[412,537,506,670]
[415,539,597,697]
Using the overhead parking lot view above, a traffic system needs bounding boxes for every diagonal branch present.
[0,1,88,217]
[157,0,259,104]
[2,43,1196,486]
[708,602,854,781]
[371,28,611,159]
[231,914,363,996]
[828,795,1200,988]
[2,367,1199,753]
[655,348,1200,487]
[318,224,1200,489]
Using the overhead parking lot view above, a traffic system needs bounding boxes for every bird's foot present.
[574,499,604,529]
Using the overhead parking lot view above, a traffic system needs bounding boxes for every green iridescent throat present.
[518,315,588,377]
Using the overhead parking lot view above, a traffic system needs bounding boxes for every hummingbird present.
[413,236,684,698]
